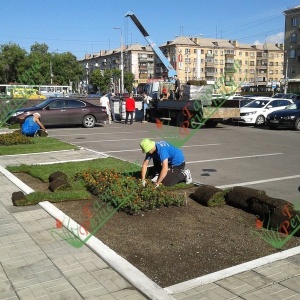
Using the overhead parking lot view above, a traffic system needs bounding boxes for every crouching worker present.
[21,113,47,137]
[140,138,192,188]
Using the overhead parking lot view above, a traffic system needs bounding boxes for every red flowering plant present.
[75,169,184,214]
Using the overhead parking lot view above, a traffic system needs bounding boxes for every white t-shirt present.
[100,96,110,110]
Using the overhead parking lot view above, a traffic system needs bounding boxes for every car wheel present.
[294,117,300,131]
[82,115,96,128]
[255,115,265,126]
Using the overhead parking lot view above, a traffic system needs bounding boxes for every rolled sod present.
[193,185,226,207]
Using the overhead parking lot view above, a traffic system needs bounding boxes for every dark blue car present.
[266,101,300,131]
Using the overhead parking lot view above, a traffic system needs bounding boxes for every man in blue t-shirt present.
[21,113,46,137]
[140,138,192,187]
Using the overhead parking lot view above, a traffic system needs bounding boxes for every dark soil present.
[15,173,300,288]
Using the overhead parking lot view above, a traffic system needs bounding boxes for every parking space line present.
[53,130,150,137]
[102,144,221,153]
[217,174,300,189]
[186,153,283,164]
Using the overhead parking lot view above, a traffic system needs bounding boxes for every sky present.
[1,0,299,60]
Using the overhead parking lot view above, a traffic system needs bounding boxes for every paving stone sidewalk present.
[0,150,147,300]
[1,148,300,300]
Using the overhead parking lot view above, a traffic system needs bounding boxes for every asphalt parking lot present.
[48,121,300,204]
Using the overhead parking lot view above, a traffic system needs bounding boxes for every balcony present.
[138,56,148,62]
[205,72,215,77]
[139,74,148,79]
[139,65,148,70]
[206,53,214,58]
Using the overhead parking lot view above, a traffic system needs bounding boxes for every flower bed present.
[75,169,185,214]
[0,131,33,146]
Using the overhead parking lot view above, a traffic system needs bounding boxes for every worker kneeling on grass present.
[140,138,192,188]
[21,113,47,137]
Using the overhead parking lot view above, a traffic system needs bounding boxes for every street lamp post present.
[114,27,124,94]
[284,49,290,94]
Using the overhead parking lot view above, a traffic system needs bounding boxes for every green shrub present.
[75,169,185,214]
[0,131,33,146]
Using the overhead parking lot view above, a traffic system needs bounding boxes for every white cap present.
[33,113,41,118]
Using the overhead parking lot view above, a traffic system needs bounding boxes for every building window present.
[291,33,297,43]
[292,17,297,27]
[245,52,248,57]
[290,49,296,59]
[215,59,218,64]
[214,50,218,55]
[239,52,242,56]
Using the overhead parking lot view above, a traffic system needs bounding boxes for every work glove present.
[155,183,160,189]
[142,180,146,187]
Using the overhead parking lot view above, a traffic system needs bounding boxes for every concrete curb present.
[164,245,300,294]
[0,165,175,300]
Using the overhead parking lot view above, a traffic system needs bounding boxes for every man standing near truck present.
[174,75,181,100]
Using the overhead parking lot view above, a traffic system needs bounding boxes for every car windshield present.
[35,99,55,108]
[286,102,300,110]
[244,100,269,108]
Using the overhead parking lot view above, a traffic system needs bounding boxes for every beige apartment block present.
[283,5,300,92]
[80,37,283,93]
[158,37,284,92]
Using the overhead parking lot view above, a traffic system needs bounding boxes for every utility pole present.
[114,27,124,94]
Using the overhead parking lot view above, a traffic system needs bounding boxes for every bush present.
[75,169,184,214]
[0,131,33,146]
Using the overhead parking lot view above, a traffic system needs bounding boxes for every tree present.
[51,52,83,86]
[30,43,49,55]
[0,43,27,83]
[124,72,135,93]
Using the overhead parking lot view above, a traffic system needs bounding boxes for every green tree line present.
[0,42,135,93]
[0,42,83,88]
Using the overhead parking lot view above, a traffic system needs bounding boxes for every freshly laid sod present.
[7,158,141,205]
[0,137,78,155]
[7,157,141,182]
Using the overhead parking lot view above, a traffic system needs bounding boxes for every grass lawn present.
[0,137,78,155]
[7,158,141,205]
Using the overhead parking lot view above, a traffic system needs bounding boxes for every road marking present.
[217,174,300,189]
[186,153,283,164]
[53,130,149,137]
[72,137,178,143]
[101,144,221,153]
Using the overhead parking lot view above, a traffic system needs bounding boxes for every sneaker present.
[108,121,112,124]
[183,169,192,184]
[103,121,107,124]
[151,175,159,183]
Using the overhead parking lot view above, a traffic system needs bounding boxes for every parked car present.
[272,93,300,101]
[266,101,300,131]
[6,98,107,128]
[234,98,293,126]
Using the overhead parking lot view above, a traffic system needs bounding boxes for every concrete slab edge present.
[164,245,300,294]
[0,165,175,300]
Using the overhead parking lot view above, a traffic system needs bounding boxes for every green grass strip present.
[0,137,78,155]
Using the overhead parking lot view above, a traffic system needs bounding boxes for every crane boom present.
[125,11,177,79]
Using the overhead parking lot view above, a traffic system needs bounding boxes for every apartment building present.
[80,38,283,93]
[158,37,284,92]
[283,5,300,92]
[79,44,154,92]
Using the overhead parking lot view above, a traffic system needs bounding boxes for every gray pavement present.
[0,126,300,299]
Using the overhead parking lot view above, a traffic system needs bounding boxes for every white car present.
[237,98,293,126]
